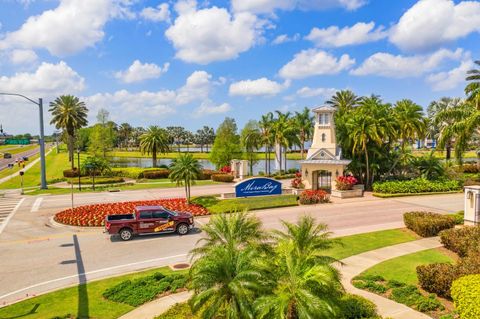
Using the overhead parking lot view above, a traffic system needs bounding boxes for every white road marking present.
[31,197,43,212]
[0,198,25,236]
[0,253,188,301]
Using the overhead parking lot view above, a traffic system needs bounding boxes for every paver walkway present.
[118,290,192,319]
[339,237,442,319]
[119,237,441,319]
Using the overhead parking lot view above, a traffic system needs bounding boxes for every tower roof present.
[312,105,336,113]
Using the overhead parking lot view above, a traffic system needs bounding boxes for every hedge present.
[143,169,171,179]
[372,178,461,194]
[67,176,125,185]
[462,164,479,174]
[451,274,480,319]
[198,169,219,180]
[211,174,234,182]
[63,168,82,178]
[338,294,379,319]
[440,226,480,257]
[403,212,456,237]
[417,263,457,298]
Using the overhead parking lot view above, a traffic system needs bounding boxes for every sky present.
[0,0,479,135]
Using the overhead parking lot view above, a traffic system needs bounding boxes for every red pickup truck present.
[105,205,195,241]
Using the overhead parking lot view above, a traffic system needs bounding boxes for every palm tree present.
[259,113,274,175]
[189,212,264,318]
[241,121,262,176]
[466,60,480,110]
[254,216,342,319]
[429,97,462,160]
[272,111,295,173]
[294,107,314,160]
[393,99,426,152]
[139,126,170,167]
[118,123,133,150]
[49,95,88,169]
[169,153,201,203]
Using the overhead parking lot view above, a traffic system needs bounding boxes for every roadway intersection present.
[0,185,463,306]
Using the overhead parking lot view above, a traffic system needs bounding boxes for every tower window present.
[322,133,326,142]
[318,113,330,125]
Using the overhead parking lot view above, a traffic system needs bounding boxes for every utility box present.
[464,186,480,225]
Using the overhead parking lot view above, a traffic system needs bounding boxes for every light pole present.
[0,93,48,189]
[77,149,81,191]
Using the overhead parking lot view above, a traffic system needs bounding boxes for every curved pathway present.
[339,237,441,319]
[119,237,441,319]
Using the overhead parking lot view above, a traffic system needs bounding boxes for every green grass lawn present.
[0,149,81,189]
[198,195,299,214]
[360,248,454,285]
[412,149,478,159]
[325,228,419,260]
[0,267,186,319]
[0,144,38,155]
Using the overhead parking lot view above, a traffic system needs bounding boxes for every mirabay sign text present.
[235,178,282,197]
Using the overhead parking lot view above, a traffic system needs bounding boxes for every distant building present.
[0,125,13,144]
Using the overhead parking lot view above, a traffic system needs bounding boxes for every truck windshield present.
[164,208,178,216]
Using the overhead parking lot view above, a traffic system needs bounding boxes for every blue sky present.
[0,0,479,134]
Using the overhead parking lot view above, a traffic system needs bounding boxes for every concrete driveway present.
[0,186,463,306]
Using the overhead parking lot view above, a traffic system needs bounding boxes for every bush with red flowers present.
[298,190,330,205]
[219,165,232,174]
[291,172,304,189]
[54,198,209,227]
[335,176,358,191]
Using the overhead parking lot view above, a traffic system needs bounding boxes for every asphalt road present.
[0,146,40,171]
[0,185,464,307]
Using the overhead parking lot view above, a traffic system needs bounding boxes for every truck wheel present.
[176,223,189,235]
[119,228,133,241]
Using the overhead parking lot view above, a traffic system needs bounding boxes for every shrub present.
[67,176,125,185]
[372,178,461,194]
[198,169,219,180]
[462,164,479,174]
[291,172,304,189]
[219,165,231,173]
[273,173,296,180]
[335,176,358,191]
[155,302,197,319]
[451,274,480,319]
[416,294,444,312]
[143,169,171,179]
[298,190,330,205]
[211,174,235,182]
[417,263,457,298]
[63,168,81,178]
[449,211,464,225]
[338,294,378,319]
[390,285,423,306]
[103,272,186,307]
[403,212,456,237]
[440,226,480,257]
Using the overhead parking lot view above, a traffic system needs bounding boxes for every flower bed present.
[54,198,209,227]
[335,176,357,191]
[298,190,330,205]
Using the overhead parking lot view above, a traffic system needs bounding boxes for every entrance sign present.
[235,178,282,197]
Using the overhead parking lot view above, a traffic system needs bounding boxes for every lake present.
[108,157,301,175]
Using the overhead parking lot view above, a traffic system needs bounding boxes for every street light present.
[0,93,47,189]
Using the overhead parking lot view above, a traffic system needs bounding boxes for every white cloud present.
[229,77,288,97]
[0,61,85,97]
[306,22,386,47]
[351,48,465,78]
[140,3,170,22]
[231,0,366,14]
[279,49,355,79]
[165,0,263,64]
[296,86,337,98]
[84,90,176,124]
[194,100,231,116]
[390,0,480,52]
[272,33,300,45]
[115,60,169,83]
[9,49,38,64]
[176,70,212,104]
[0,0,133,56]
[426,59,474,91]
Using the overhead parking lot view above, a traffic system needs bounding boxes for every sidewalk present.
[118,291,192,319]
[118,238,440,319]
[339,237,441,319]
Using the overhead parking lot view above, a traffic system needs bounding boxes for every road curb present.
[48,215,104,231]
